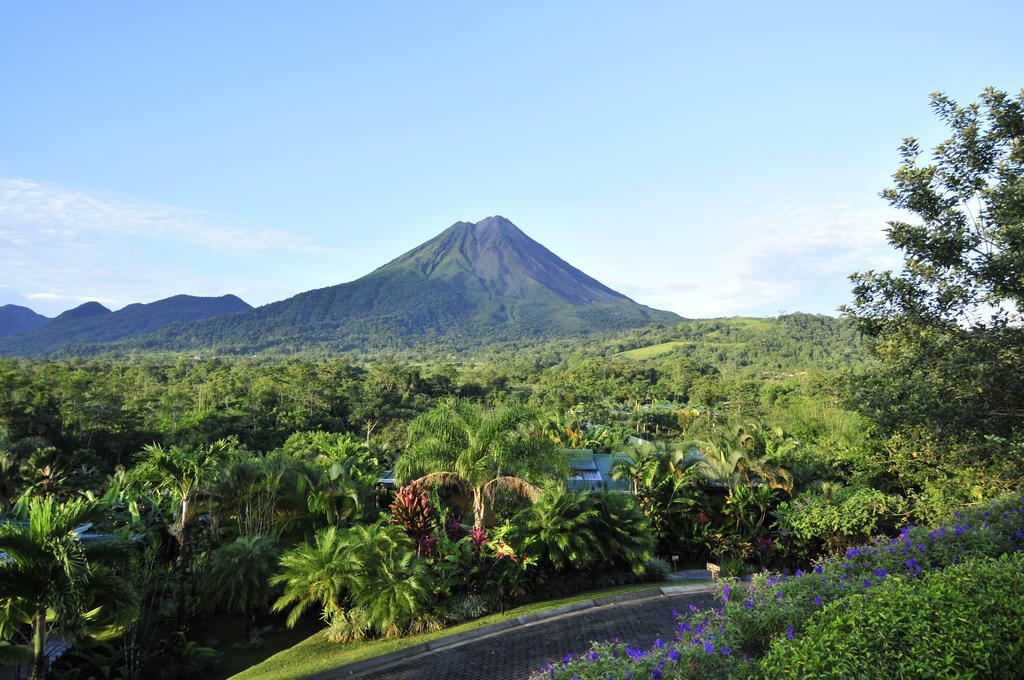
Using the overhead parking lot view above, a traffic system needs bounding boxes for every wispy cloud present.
[0,178,339,315]
[622,203,903,318]
[0,178,329,254]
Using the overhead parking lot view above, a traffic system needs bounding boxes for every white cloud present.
[26,292,116,305]
[624,203,904,318]
[0,178,328,254]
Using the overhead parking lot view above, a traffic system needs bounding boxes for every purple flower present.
[795,568,803,577]
[563,654,573,664]
[704,642,714,654]
[651,670,661,680]
[863,579,871,587]
[587,651,599,662]
[813,597,823,605]
[669,648,680,661]
[655,639,665,648]
[722,646,732,656]
[743,599,753,609]
[786,624,794,640]
[814,565,823,574]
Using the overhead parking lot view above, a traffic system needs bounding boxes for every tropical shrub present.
[591,493,654,575]
[204,535,279,636]
[522,490,652,575]
[523,490,602,572]
[758,552,1024,678]
[775,484,908,559]
[389,481,436,555]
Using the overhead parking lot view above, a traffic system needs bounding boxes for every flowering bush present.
[774,485,908,559]
[531,491,1024,679]
[759,552,1024,678]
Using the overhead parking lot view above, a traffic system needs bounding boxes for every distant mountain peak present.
[2,217,678,356]
[54,301,112,323]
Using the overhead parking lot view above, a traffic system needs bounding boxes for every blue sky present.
[1,1,1021,318]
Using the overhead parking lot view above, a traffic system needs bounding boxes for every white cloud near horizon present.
[0,178,330,254]
[0,178,337,315]
[614,203,904,318]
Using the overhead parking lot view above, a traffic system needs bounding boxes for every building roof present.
[565,448,632,493]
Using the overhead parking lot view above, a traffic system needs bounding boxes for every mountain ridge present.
[0,304,51,338]
[0,294,251,356]
[2,217,680,356]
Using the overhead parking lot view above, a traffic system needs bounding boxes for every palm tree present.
[341,523,433,638]
[271,523,432,639]
[205,536,279,639]
[0,497,138,680]
[697,425,795,494]
[524,490,602,571]
[612,441,707,554]
[130,438,233,632]
[131,440,233,552]
[271,526,351,628]
[395,400,563,530]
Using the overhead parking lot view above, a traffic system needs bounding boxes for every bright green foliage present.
[0,497,138,680]
[271,526,352,628]
[759,552,1024,678]
[776,485,908,555]
[611,442,707,557]
[845,88,1024,449]
[524,490,602,572]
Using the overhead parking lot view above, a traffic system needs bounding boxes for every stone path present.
[340,589,716,680]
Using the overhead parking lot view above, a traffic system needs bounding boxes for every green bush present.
[533,491,1024,679]
[776,485,908,558]
[759,552,1024,678]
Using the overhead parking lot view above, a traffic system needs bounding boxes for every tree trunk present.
[29,609,46,680]
[472,487,486,531]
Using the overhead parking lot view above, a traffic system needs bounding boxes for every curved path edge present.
[306,583,713,680]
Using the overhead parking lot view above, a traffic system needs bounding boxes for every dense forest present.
[1,88,1022,680]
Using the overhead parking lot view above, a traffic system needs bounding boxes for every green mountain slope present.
[0,295,251,357]
[0,304,51,338]
[123,216,680,354]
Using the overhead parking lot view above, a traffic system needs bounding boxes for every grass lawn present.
[231,580,700,680]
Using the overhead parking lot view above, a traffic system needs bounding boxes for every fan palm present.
[0,497,138,680]
[395,400,563,530]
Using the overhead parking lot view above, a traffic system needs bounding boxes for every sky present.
[1,1,1021,319]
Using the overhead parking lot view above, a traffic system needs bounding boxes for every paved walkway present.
[341,589,716,680]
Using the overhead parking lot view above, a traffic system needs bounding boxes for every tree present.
[844,88,1024,448]
[131,439,232,552]
[0,497,138,680]
[129,438,233,632]
[394,400,564,530]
